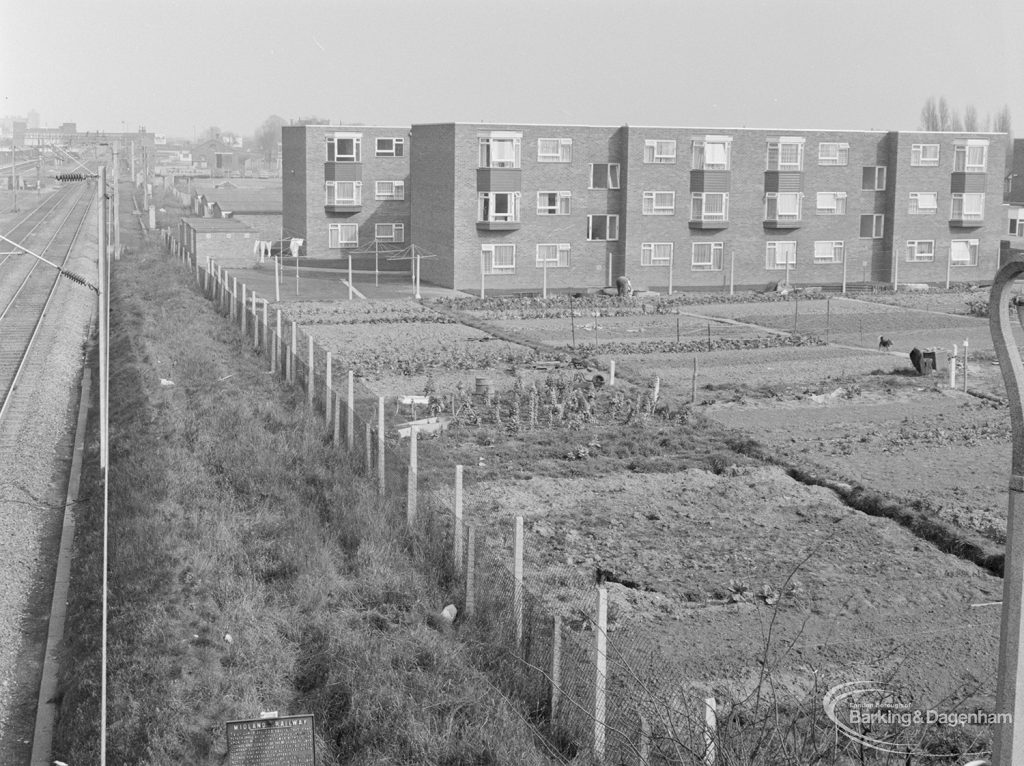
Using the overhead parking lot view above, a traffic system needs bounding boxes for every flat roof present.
[410,121,1008,135]
[181,217,255,232]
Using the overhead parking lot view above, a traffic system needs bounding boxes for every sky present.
[2,0,1022,141]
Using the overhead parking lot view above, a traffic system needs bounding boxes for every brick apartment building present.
[282,122,1007,293]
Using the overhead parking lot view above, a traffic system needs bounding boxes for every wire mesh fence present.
[162,237,997,765]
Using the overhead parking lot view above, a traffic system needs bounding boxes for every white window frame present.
[537,138,572,163]
[908,192,937,214]
[642,191,676,215]
[536,243,570,268]
[765,192,803,222]
[477,191,521,223]
[536,191,571,215]
[587,214,619,241]
[765,241,797,270]
[691,242,723,271]
[374,180,405,200]
[818,142,849,166]
[953,141,988,172]
[478,132,522,168]
[950,239,979,266]
[327,133,361,163]
[690,192,729,222]
[1011,214,1024,238]
[863,166,887,191]
[815,192,847,215]
[643,139,677,164]
[813,241,845,264]
[482,244,516,274]
[641,242,673,266]
[860,213,885,239]
[906,240,935,262]
[375,137,405,157]
[911,144,939,167]
[691,137,731,170]
[590,163,621,189]
[374,223,405,243]
[951,193,985,221]
[328,222,358,249]
[325,180,362,205]
[766,138,805,170]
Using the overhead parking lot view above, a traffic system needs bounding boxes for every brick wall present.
[282,126,307,251]
[411,124,456,288]
[194,231,259,269]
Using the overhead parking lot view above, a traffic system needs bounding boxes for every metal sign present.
[225,714,315,765]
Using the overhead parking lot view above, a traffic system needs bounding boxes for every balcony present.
[476,221,521,231]
[324,203,361,214]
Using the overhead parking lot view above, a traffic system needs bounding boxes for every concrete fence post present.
[232,277,238,322]
[466,525,476,618]
[377,396,385,495]
[704,697,717,765]
[288,321,297,384]
[551,615,562,720]
[307,335,315,410]
[333,390,341,444]
[454,465,464,572]
[407,426,418,525]
[594,585,608,763]
[240,284,247,337]
[273,309,281,374]
[325,351,333,425]
[513,515,524,650]
[609,359,615,386]
[347,370,355,452]
[949,343,958,389]
[364,422,372,476]
[963,338,969,393]
[262,299,268,354]
[251,291,259,349]
[204,257,210,294]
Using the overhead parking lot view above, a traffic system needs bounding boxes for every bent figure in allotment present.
[616,275,633,297]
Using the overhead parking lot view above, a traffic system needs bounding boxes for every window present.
[328,223,358,248]
[325,180,362,205]
[690,192,729,222]
[536,243,570,268]
[482,244,515,274]
[537,138,572,163]
[906,240,935,262]
[953,141,988,172]
[691,242,723,271]
[375,137,405,157]
[642,191,676,215]
[859,214,884,238]
[590,163,621,189]
[327,133,361,162]
[691,138,731,169]
[643,139,676,163]
[765,192,803,222]
[862,166,886,190]
[766,138,804,170]
[908,192,937,214]
[815,192,847,215]
[766,241,797,270]
[641,243,673,266]
[950,239,979,266]
[818,143,849,166]
[374,223,405,243]
[375,180,405,200]
[478,191,521,223]
[587,215,619,241]
[951,193,985,221]
[536,191,571,215]
[1011,215,1024,238]
[813,241,844,263]
[911,144,939,166]
[479,133,521,168]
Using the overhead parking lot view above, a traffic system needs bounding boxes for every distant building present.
[1003,139,1024,263]
[191,138,255,178]
[283,122,1009,292]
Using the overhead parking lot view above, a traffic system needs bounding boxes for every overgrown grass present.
[53,236,560,764]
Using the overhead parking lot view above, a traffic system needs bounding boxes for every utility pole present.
[97,166,108,469]
[113,143,121,260]
[10,144,17,212]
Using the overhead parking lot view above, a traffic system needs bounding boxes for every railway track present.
[0,182,93,431]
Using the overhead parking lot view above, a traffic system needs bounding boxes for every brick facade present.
[284,122,1009,293]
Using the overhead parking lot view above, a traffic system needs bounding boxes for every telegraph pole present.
[10,145,17,212]
[97,166,108,467]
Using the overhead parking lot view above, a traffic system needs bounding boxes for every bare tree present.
[254,115,286,160]
[920,97,939,130]
[964,104,979,131]
[950,108,964,131]
[938,97,952,131]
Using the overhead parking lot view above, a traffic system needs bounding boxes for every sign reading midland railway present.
[225,714,315,765]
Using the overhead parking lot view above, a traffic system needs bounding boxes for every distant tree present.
[963,104,979,131]
[950,108,963,131]
[920,97,939,130]
[199,126,222,143]
[254,115,286,159]
[291,116,332,126]
[993,105,1013,137]
[938,97,952,131]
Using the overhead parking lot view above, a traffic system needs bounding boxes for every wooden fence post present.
[232,277,238,322]
[307,335,315,410]
[454,465,464,572]
[513,515,524,650]
[691,357,699,404]
[551,615,562,720]
[333,390,341,444]
[407,426,418,525]
[704,697,717,765]
[466,525,476,618]
[949,343,958,389]
[251,291,259,349]
[962,338,969,392]
[325,351,333,425]
[347,370,355,452]
[377,396,386,495]
[262,299,269,356]
[288,321,297,384]
[274,309,282,374]
[594,585,608,763]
